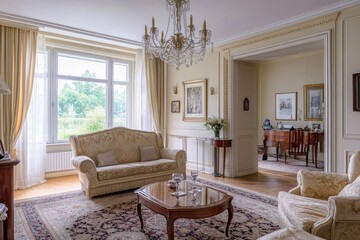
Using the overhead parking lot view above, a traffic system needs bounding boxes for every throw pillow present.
[96,151,118,167]
[139,146,160,162]
[348,151,360,183]
[339,175,360,196]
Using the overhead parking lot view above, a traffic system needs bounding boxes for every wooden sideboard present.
[0,158,20,240]
[262,129,324,168]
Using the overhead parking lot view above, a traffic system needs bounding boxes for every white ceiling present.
[0,0,359,48]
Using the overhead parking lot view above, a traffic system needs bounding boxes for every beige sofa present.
[278,152,360,240]
[69,127,186,197]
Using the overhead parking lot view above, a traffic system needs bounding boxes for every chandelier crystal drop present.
[142,0,212,70]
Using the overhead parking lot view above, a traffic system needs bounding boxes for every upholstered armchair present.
[278,152,360,240]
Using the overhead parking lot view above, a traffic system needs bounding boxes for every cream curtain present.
[133,49,153,131]
[145,55,164,133]
[15,34,47,189]
[0,25,38,158]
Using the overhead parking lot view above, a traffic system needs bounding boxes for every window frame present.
[47,47,134,144]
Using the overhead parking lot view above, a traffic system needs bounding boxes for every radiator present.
[46,151,74,172]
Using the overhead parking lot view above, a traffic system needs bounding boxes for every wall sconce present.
[210,87,215,95]
[173,84,178,94]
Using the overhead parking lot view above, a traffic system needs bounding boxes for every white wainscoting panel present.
[167,135,214,174]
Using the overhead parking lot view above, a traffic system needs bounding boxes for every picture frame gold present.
[304,84,324,121]
[183,79,207,122]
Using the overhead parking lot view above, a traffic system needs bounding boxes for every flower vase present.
[214,130,220,139]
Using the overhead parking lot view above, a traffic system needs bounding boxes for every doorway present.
[228,32,333,176]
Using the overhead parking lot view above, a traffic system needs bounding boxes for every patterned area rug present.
[15,178,280,240]
[258,154,324,173]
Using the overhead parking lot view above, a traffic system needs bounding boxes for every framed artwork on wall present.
[275,92,297,120]
[171,100,180,113]
[183,79,207,121]
[304,84,324,121]
[354,73,360,112]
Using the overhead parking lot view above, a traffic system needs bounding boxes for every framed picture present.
[275,92,297,120]
[171,100,180,113]
[304,84,324,121]
[0,140,5,159]
[183,79,207,121]
[353,73,360,112]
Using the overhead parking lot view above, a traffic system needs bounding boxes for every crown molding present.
[220,12,339,51]
[216,0,360,47]
[0,11,142,48]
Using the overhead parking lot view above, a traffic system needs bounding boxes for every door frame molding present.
[227,31,334,174]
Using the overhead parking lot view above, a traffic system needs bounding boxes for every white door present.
[231,61,258,176]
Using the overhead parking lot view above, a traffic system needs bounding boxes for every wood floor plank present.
[14,168,296,200]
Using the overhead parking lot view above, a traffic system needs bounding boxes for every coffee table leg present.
[166,217,175,240]
[225,202,234,237]
[137,202,144,230]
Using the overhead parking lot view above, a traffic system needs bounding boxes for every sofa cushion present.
[139,146,160,162]
[299,170,348,200]
[96,151,118,167]
[339,175,360,196]
[97,159,177,181]
[278,191,328,232]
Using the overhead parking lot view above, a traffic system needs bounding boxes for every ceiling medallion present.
[142,0,212,70]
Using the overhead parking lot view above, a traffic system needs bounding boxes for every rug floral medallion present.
[15,178,280,240]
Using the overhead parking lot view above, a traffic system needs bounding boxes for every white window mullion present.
[108,59,114,128]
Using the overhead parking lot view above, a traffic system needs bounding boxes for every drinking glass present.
[190,170,198,184]
[171,173,184,196]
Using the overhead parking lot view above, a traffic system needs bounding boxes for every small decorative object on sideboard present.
[262,119,271,130]
[276,122,284,129]
[312,123,321,131]
[0,140,6,160]
[204,116,226,138]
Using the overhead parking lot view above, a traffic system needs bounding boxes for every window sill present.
[46,143,71,153]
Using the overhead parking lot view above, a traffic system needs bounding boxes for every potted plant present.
[204,117,226,138]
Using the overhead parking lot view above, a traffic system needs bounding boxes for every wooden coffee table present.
[135,180,234,240]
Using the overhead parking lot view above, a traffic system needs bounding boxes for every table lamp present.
[0,74,10,159]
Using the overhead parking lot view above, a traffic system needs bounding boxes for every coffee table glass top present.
[136,180,228,208]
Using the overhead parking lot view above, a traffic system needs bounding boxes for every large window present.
[48,49,133,143]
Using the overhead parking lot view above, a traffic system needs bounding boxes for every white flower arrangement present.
[204,116,226,133]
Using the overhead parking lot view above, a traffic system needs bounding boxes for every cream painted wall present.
[167,48,220,138]
[258,51,324,145]
[166,4,360,175]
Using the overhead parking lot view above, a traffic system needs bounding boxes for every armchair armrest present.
[312,196,360,239]
[296,170,348,200]
[71,155,98,185]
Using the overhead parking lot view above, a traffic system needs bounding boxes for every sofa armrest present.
[312,196,360,239]
[296,170,348,200]
[71,155,98,185]
[160,148,185,163]
[160,148,186,173]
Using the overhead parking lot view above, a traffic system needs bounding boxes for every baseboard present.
[45,169,77,178]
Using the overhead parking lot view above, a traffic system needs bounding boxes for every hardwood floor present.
[14,168,296,200]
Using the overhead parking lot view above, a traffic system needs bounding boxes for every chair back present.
[287,128,310,161]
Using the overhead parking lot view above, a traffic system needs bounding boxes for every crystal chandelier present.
[142,0,212,70]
